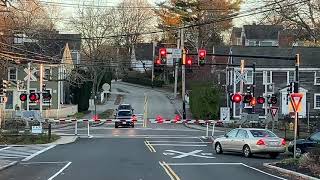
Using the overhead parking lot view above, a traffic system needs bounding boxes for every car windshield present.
[118,105,131,110]
[310,132,320,141]
[249,130,277,138]
[118,111,132,116]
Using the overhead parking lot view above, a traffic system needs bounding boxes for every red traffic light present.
[232,93,242,103]
[199,49,206,59]
[269,96,277,104]
[29,93,40,102]
[155,59,161,65]
[159,48,167,56]
[250,97,257,106]
[187,58,192,65]
[257,96,265,104]
[20,94,27,101]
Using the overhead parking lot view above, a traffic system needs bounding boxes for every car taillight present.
[281,139,286,146]
[256,139,266,145]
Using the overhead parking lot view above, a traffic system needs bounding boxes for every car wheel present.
[131,124,134,128]
[243,145,252,158]
[215,143,223,154]
[269,152,279,159]
[115,123,118,128]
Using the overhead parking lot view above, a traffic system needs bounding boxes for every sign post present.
[290,93,303,159]
[270,106,278,132]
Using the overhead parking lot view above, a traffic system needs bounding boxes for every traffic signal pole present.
[39,64,44,124]
[174,30,180,98]
[181,28,186,120]
[27,62,31,111]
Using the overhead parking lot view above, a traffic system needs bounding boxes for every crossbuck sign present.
[234,70,248,84]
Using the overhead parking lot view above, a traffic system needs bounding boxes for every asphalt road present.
[0,83,289,180]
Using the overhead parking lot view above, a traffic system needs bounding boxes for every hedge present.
[123,77,164,87]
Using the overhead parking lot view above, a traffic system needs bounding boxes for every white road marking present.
[201,153,213,155]
[164,150,215,159]
[22,145,56,162]
[0,153,28,157]
[21,161,70,165]
[166,162,243,166]
[163,152,175,155]
[148,141,210,144]
[198,138,204,142]
[241,163,287,180]
[150,144,207,147]
[47,161,72,180]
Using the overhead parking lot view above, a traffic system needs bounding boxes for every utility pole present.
[152,41,156,88]
[174,30,180,98]
[39,64,44,121]
[239,60,245,115]
[27,62,31,111]
[181,28,186,119]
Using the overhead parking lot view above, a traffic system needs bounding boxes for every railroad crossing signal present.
[290,93,303,112]
[198,49,206,65]
[231,93,242,103]
[159,48,167,64]
[257,96,265,104]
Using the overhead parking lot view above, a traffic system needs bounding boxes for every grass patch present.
[99,109,114,119]
[0,133,60,145]
[71,111,91,118]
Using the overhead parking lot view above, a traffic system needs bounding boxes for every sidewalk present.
[167,94,192,119]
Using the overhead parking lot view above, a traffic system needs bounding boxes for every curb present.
[183,123,207,131]
[0,136,79,146]
[0,161,18,171]
[48,136,79,145]
[263,163,320,180]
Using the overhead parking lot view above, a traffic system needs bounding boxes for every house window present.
[314,72,320,85]
[71,50,80,64]
[314,94,320,109]
[287,71,295,84]
[13,34,24,44]
[260,41,273,46]
[236,38,241,45]
[245,70,253,84]
[263,71,272,84]
[44,67,51,81]
[8,67,17,81]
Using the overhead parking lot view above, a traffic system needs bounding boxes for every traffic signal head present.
[243,94,253,103]
[198,49,206,65]
[20,94,27,101]
[268,95,277,104]
[43,92,52,101]
[155,58,161,65]
[250,97,257,106]
[257,96,265,104]
[29,93,40,102]
[232,93,242,103]
[159,48,167,64]
[186,57,192,66]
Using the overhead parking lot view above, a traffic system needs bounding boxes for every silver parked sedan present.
[213,128,286,158]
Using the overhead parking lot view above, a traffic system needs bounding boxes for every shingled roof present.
[231,46,320,68]
[244,25,283,40]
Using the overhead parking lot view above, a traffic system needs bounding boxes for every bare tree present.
[262,0,320,44]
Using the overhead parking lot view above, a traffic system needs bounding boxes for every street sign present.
[290,93,303,112]
[270,106,279,119]
[220,107,230,121]
[31,126,43,134]
[171,48,182,59]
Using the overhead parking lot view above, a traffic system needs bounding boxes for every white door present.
[281,88,307,118]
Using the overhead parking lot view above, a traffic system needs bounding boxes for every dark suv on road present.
[288,131,320,155]
[115,110,135,128]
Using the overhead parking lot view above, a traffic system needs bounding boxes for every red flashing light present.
[160,48,166,56]
[20,94,27,101]
[199,49,206,59]
[250,97,257,106]
[29,93,39,102]
[156,59,161,65]
[93,115,99,121]
[257,97,265,104]
[175,114,181,121]
[281,139,286,146]
[232,93,242,103]
[256,139,266,145]
[187,58,192,65]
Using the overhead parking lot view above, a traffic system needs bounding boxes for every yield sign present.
[290,93,303,112]
[270,107,278,119]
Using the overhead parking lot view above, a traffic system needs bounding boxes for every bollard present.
[211,123,215,137]
[206,123,209,137]
[48,123,51,142]
[74,121,78,135]
[87,121,90,137]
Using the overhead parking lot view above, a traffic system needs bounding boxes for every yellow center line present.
[145,140,156,152]
[159,161,175,180]
[162,161,181,180]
